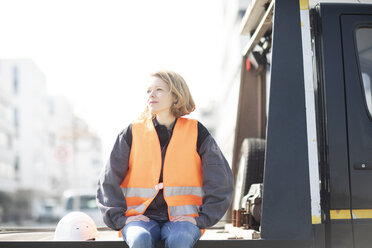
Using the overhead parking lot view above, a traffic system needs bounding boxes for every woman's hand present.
[125,215,150,224]
[171,215,196,225]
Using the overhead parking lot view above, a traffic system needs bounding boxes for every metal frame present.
[242,1,274,57]
[260,0,312,240]
[231,59,267,186]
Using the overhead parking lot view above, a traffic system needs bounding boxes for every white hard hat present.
[54,211,99,241]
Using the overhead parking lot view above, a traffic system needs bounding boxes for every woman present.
[97,70,233,248]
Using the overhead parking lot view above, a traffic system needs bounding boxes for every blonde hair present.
[140,70,195,119]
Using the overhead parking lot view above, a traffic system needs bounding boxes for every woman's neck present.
[155,112,176,129]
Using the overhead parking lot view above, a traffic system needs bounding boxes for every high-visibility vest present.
[120,117,203,220]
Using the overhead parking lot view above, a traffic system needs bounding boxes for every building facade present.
[0,59,102,223]
[198,0,250,165]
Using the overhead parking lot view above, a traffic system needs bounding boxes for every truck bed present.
[0,225,312,247]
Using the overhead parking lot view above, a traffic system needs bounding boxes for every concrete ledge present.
[0,240,313,248]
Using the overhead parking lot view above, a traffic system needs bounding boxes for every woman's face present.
[146,76,175,115]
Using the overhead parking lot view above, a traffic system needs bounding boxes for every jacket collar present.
[152,117,177,131]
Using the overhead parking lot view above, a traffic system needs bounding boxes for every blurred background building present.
[0,59,102,224]
[198,0,250,165]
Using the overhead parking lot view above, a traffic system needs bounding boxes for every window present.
[48,99,54,116]
[7,134,12,149]
[14,155,20,180]
[13,66,19,94]
[362,72,372,111]
[0,102,12,123]
[0,161,15,179]
[0,132,7,148]
[356,27,372,116]
[14,107,19,137]
[238,9,246,20]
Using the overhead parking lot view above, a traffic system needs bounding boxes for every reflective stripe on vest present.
[122,187,158,198]
[169,205,200,216]
[120,117,203,218]
[127,204,147,214]
[164,186,203,198]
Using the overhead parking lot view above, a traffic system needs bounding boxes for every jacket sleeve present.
[195,134,234,229]
[96,129,130,230]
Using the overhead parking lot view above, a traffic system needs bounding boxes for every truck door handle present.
[354,163,372,170]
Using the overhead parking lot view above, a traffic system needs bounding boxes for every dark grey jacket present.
[96,119,234,230]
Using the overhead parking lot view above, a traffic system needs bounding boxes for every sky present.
[0,0,223,159]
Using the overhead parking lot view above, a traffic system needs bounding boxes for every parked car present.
[60,189,104,227]
[37,199,60,223]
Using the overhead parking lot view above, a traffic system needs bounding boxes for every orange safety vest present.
[120,117,204,228]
